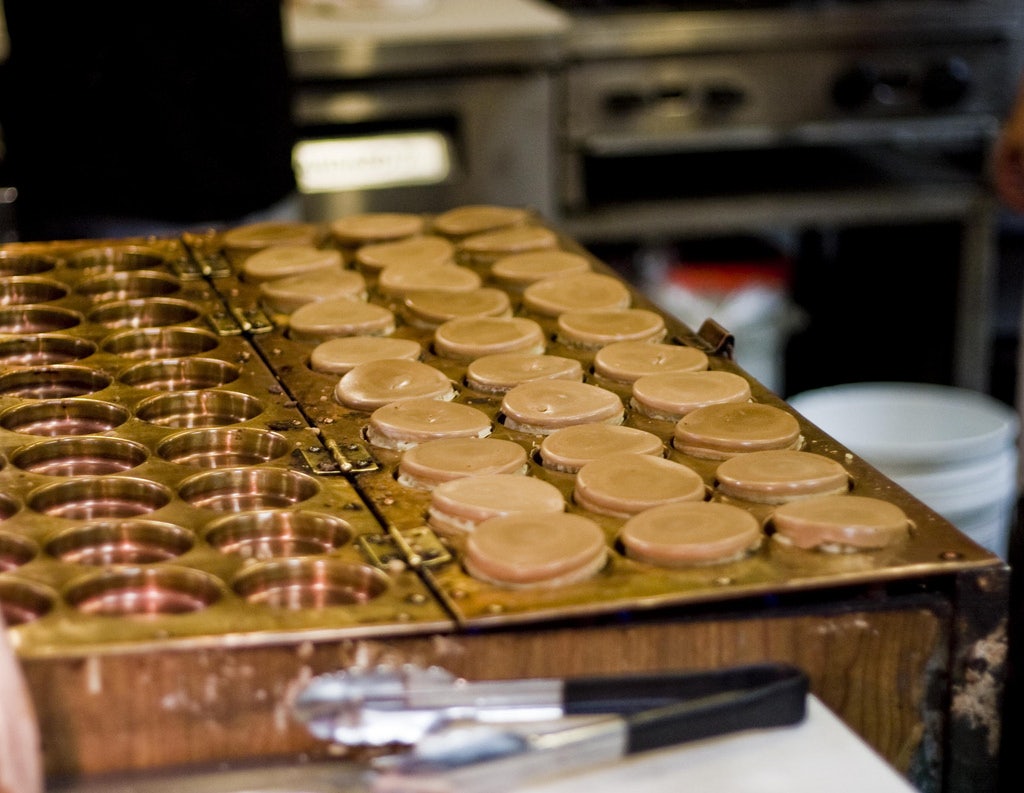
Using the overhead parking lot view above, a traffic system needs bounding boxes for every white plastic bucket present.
[789,382,1020,558]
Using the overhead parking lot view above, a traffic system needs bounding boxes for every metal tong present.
[292,662,808,793]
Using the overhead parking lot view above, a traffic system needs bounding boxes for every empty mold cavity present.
[0,492,17,521]
[206,510,353,561]
[88,297,200,329]
[120,357,239,391]
[12,436,149,476]
[64,566,222,617]
[0,578,56,625]
[233,558,388,608]
[0,251,58,276]
[0,532,37,571]
[77,270,181,302]
[0,305,81,334]
[66,245,168,272]
[0,399,130,436]
[46,520,194,566]
[0,365,111,399]
[0,335,97,366]
[0,276,68,305]
[28,477,173,520]
[157,427,290,468]
[178,467,320,511]
[135,390,263,428]
[101,326,219,359]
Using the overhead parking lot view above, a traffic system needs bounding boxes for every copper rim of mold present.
[0,305,82,334]
[11,436,149,476]
[65,244,168,272]
[0,275,69,304]
[45,520,195,566]
[28,476,174,520]
[205,509,354,560]
[63,566,224,617]
[156,427,291,468]
[119,357,241,391]
[0,364,112,399]
[177,467,321,511]
[0,334,97,366]
[135,389,264,428]
[0,577,57,625]
[0,398,130,436]
[77,270,182,302]
[0,250,59,276]
[0,531,38,571]
[0,492,18,521]
[101,326,219,359]
[87,297,201,329]
[232,557,389,608]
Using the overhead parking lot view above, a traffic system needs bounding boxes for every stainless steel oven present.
[285,0,568,220]
[547,0,1024,395]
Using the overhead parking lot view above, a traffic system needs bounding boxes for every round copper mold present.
[206,510,353,561]
[0,305,81,334]
[119,357,240,391]
[0,398,129,436]
[28,477,173,520]
[0,578,56,625]
[101,326,219,360]
[135,389,263,428]
[0,276,69,305]
[0,334,97,366]
[63,566,222,617]
[157,427,290,468]
[77,270,181,302]
[0,532,37,572]
[66,244,168,273]
[46,520,194,566]
[0,365,111,399]
[0,250,58,276]
[0,492,18,521]
[178,468,320,511]
[11,436,148,476]
[88,297,201,329]
[233,558,388,609]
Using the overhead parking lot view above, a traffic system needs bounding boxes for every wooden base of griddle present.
[32,563,1008,793]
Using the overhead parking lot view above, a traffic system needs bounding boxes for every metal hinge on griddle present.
[359,526,452,570]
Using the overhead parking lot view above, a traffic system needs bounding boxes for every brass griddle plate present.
[0,238,453,659]
[197,214,1002,632]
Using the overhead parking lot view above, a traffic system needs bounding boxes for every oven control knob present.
[921,58,972,109]
[603,90,647,117]
[832,64,878,109]
[703,85,745,112]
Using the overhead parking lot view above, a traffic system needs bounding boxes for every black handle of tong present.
[562,662,808,754]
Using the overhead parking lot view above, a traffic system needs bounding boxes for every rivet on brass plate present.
[406,593,427,605]
[713,576,734,586]
[357,533,404,568]
[299,445,343,476]
[206,310,244,336]
[168,257,206,280]
[486,603,504,614]
[232,305,274,334]
[399,526,452,568]
[940,551,965,561]
[325,438,378,474]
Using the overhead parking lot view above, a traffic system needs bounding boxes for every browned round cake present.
[619,501,763,566]
[714,449,850,504]
[770,494,910,552]
[427,473,565,534]
[573,452,706,518]
[465,512,607,588]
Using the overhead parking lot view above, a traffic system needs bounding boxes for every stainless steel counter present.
[285,0,569,77]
